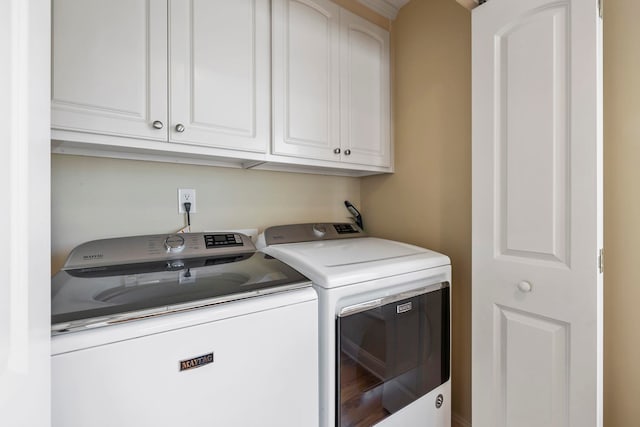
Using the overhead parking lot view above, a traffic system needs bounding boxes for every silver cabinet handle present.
[175,124,185,133]
[333,148,341,154]
[152,120,164,129]
[344,149,351,155]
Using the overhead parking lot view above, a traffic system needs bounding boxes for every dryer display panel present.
[336,284,450,427]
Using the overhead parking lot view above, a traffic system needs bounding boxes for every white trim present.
[8,0,30,374]
[452,412,472,427]
[1,0,51,426]
[355,0,409,19]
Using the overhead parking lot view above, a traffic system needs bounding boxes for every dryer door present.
[337,283,450,426]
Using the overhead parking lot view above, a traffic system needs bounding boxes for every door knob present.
[152,120,164,129]
[344,149,351,155]
[334,148,341,154]
[175,124,185,133]
[517,281,532,293]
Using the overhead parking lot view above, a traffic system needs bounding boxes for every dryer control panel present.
[263,223,365,246]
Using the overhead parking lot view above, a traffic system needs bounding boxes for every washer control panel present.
[63,232,254,270]
[263,223,365,245]
[204,233,243,248]
[164,235,186,253]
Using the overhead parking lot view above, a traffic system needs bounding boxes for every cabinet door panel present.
[52,0,167,140]
[170,0,269,152]
[340,9,390,167]
[272,0,341,161]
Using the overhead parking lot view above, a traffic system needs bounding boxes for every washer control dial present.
[164,235,185,253]
[312,224,327,238]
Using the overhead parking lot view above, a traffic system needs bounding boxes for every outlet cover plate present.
[178,188,197,213]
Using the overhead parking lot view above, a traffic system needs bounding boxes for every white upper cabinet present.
[169,0,270,152]
[272,0,341,162]
[272,0,391,168]
[52,0,269,154]
[52,0,168,141]
[51,0,392,175]
[339,9,390,167]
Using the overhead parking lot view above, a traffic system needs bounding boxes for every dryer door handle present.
[339,298,384,317]
[338,282,450,318]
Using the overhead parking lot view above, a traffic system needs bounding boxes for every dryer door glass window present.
[336,284,450,427]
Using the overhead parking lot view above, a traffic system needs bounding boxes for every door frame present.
[0,1,51,426]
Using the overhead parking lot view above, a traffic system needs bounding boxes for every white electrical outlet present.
[178,188,197,213]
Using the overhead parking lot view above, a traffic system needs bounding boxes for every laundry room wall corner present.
[360,0,472,423]
[603,0,640,425]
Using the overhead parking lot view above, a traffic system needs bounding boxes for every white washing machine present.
[51,232,318,427]
[257,223,451,427]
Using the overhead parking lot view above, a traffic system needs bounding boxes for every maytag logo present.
[82,253,103,260]
[397,301,412,314]
[179,352,214,372]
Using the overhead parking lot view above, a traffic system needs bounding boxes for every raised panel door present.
[169,0,270,153]
[339,9,390,167]
[51,0,167,140]
[472,0,603,426]
[272,0,341,161]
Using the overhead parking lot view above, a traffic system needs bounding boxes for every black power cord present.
[184,202,192,231]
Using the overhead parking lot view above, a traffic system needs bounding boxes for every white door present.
[51,0,168,140]
[169,0,270,153]
[272,0,341,162]
[339,9,390,167]
[472,0,603,426]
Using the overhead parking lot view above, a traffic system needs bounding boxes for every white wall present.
[51,154,361,273]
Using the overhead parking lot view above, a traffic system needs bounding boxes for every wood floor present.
[339,351,390,427]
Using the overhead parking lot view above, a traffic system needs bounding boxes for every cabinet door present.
[52,0,168,140]
[170,0,270,153]
[339,9,390,167]
[272,0,341,161]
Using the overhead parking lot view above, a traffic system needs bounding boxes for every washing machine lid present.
[51,232,311,334]
[258,224,450,289]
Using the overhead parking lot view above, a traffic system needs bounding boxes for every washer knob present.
[164,235,185,253]
[312,224,327,238]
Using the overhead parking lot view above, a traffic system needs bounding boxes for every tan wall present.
[361,0,472,422]
[51,154,360,273]
[603,0,640,425]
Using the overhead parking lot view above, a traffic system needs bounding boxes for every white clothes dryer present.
[257,223,451,427]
